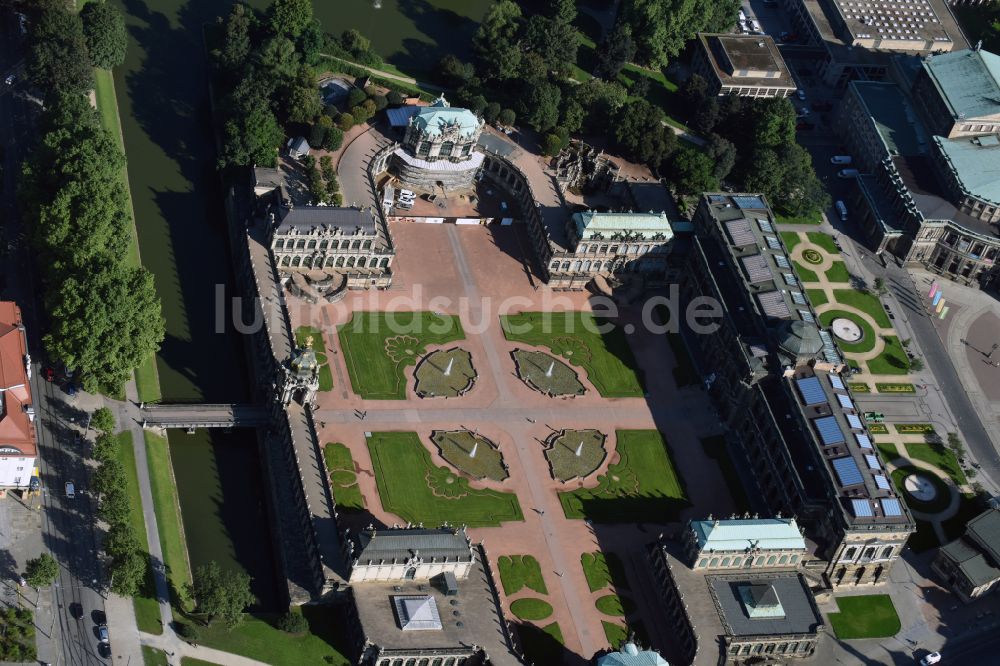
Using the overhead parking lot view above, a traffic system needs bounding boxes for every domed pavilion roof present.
[412,94,481,139]
[777,320,823,359]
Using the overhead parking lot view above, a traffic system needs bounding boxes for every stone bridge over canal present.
[139,403,271,430]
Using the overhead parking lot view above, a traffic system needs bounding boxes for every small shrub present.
[337,113,355,131]
[371,94,388,111]
[176,622,199,640]
[499,108,516,127]
[386,90,405,106]
[323,127,344,151]
[346,88,367,108]
[277,612,309,633]
[91,407,116,434]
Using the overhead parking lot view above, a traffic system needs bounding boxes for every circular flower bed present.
[802,248,825,265]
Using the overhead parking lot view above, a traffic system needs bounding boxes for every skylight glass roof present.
[846,413,864,430]
[829,375,845,390]
[865,454,881,470]
[796,377,826,405]
[815,416,846,445]
[837,394,854,409]
[832,456,863,486]
[852,498,874,517]
[882,498,904,516]
[855,433,873,449]
[874,474,890,490]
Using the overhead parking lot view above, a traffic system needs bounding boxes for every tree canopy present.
[28,4,94,96]
[190,562,256,626]
[81,1,128,70]
[25,554,59,588]
[618,0,741,67]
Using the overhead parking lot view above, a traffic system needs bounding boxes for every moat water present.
[111,0,490,610]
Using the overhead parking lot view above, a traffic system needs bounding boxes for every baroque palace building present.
[680,193,915,591]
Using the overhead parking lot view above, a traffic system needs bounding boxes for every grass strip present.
[145,431,193,610]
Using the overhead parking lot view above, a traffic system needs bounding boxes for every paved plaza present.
[288,222,738,661]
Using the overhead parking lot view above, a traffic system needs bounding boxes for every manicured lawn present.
[819,310,877,354]
[517,622,565,665]
[510,598,553,621]
[94,66,160,402]
[906,442,967,485]
[181,659,221,666]
[603,621,628,649]
[776,211,822,225]
[581,552,630,593]
[111,431,162,635]
[806,289,828,307]
[339,312,464,399]
[832,289,892,328]
[827,595,900,639]
[595,594,633,617]
[700,436,751,513]
[891,466,952,513]
[825,261,851,283]
[806,232,840,254]
[295,326,334,391]
[191,607,350,666]
[145,431,193,610]
[366,432,523,526]
[559,430,688,522]
[498,555,547,595]
[793,261,819,283]
[867,336,910,375]
[876,442,899,461]
[142,646,168,666]
[779,231,802,250]
[323,442,364,510]
[501,312,643,397]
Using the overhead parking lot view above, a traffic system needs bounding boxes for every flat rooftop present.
[922,48,1000,121]
[698,34,795,90]
[351,551,519,665]
[934,134,1000,206]
[851,81,929,156]
[830,0,952,47]
[786,366,913,527]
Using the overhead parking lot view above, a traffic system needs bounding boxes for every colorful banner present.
[929,282,939,299]
[939,306,949,320]
[936,298,946,313]
[932,291,943,307]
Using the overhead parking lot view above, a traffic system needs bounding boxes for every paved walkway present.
[296,223,734,662]
[318,53,445,92]
[140,630,270,666]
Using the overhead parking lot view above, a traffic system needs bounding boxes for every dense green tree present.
[559,99,585,135]
[218,97,283,168]
[44,263,164,394]
[29,4,94,96]
[706,133,737,181]
[99,486,130,526]
[386,90,405,107]
[254,36,300,84]
[92,457,126,498]
[214,3,253,73]
[594,23,635,80]
[25,554,59,587]
[91,407,116,435]
[750,97,797,150]
[483,102,502,124]
[104,523,139,560]
[92,433,117,463]
[296,19,324,65]
[337,112,355,131]
[110,549,146,597]
[285,68,322,124]
[542,133,563,156]
[269,0,312,38]
[614,100,676,167]
[669,144,719,193]
[341,28,371,55]
[520,80,561,133]
[619,0,741,67]
[323,126,344,151]
[524,15,580,77]
[277,611,309,633]
[81,1,128,70]
[569,78,628,134]
[436,55,475,88]
[189,562,255,626]
[473,0,523,81]
[547,0,577,24]
[498,108,517,127]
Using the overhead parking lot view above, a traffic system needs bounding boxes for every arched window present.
[582,260,592,272]
[274,239,285,250]
[722,557,731,567]
[336,257,345,267]
[319,241,328,250]
[325,256,336,267]
[291,256,301,267]
[296,239,305,250]
[767,555,776,565]
[709,558,719,567]
[351,240,361,250]
[380,257,389,267]
[307,240,316,250]
[462,144,471,156]
[440,141,454,157]
[303,256,313,268]
[363,240,372,250]
[571,260,581,271]
[418,141,431,156]
[698,559,708,568]
[347,257,356,268]
[881,546,893,559]
[779,555,788,564]
[550,260,560,269]
[281,256,291,267]
[733,558,742,567]
[843,547,857,561]
[358,257,367,267]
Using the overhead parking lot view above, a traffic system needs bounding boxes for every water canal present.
[110,0,490,610]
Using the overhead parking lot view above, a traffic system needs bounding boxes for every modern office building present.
[0,302,36,490]
[932,507,1000,602]
[692,34,796,98]
[779,0,966,88]
[681,194,914,588]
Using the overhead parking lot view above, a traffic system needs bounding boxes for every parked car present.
[797,89,806,101]
[65,481,75,498]
[920,653,941,666]
[98,624,109,644]
[837,168,860,178]
[835,200,848,221]
[4,75,14,86]
[830,155,853,165]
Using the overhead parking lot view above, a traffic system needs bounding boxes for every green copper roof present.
[692,518,806,552]
[596,643,669,666]
[413,94,481,139]
[572,211,676,241]
[923,49,1000,121]
[940,538,1000,587]
[934,134,1000,204]
[851,81,927,156]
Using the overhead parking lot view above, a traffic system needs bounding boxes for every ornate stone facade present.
[344,527,475,583]
[392,95,485,193]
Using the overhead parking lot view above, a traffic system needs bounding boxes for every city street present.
[2,7,111,665]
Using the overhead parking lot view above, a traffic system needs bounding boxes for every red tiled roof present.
[0,302,36,458]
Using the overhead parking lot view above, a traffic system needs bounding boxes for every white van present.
[837,168,860,178]
[835,200,848,221]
